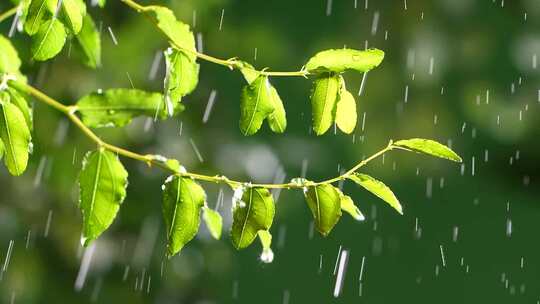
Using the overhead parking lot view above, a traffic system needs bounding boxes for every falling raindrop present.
[189,138,204,163]
[197,33,204,53]
[219,9,225,30]
[333,249,349,297]
[107,26,118,45]
[358,72,368,96]
[440,245,446,267]
[44,210,53,237]
[74,243,96,291]
[326,0,333,16]
[202,90,217,123]
[282,290,290,304]
[452,226,459,242]
[506,218,512,237]
[371,11,380,36]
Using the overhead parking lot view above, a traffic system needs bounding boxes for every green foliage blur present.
[1,0,539,303]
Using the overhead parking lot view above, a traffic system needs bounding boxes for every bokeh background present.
[1,0,539,303]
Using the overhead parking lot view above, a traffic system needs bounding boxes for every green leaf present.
[162,175,206,256]
[24,0,55,35]
[310,73,340,135]
[339,191,364,221]
[236,61,259,84]
[76,89,183,128]
[59,0,86,34]
[393,138,463,162]
[0,99,31,176]
[266,86,287,133]
[239,75,276,136]
[78,149,128,246]
[348,173,402,214]
[258,230,274,263]
[237,62,286,134]
[0,140,4,161]
[335,78,357,134]
[258,230,272,249]
[31,18,67,61]
[0,35,22,74]
[202,206,222,240]
[231,187,275,249]
[164,48,199,103]
[305,48,385,74]
[75,14,101,68]
[144,6,196,59]
[96,0,105,8]
[6,88,32,131]
[304,184,342,236]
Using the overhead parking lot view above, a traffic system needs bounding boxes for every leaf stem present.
[0,6,17,24]
[10,80,395,190]
[119,0,310,78]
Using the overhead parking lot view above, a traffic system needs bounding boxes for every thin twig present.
[0,6,18,24]
[119,0,310,78]
[10,80,396,190]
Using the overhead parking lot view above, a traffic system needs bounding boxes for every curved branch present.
[119,0,310,78]
[10,80,395,190]
[0,6,18,23]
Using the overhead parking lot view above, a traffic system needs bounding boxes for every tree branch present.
[0,6,18,24]
[119,0,310,79]
[10,79,395,190]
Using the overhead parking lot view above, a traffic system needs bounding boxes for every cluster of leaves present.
[10,0,101,66]
[0,35,32,176]
[77,138,461,261]
[0,1,463,262]
[142,5,385,136]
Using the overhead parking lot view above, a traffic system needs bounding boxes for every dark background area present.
[1,0,539,303]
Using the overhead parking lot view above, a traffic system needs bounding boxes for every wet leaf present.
[24,0,55,35]
[75,14,101,68]
[239,75,275,135]
[164,48,199,104]
[78,149,128,245]
[162,175,206,256]
[304,184,342,236]
[335,78,357,134]
[237,63,286,134]
[0,99,31,176]
[6,88,32,131]
[0,35,22,74]
[236,60,259,84]
[310,73,340,135]
[59,0,86,34]
[231,187,275,249]
[76,88,183,128]
[202,206,222,240]
[258,229,272,249]
[144,6,196,59]
[393,138,462,162]
[31,18,67,61]
[339,191,364,221]
[266,85,287,133]
[348,173,402,214]
[305,48,384,74]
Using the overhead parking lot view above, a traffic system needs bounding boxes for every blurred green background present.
[1,0,539,303]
